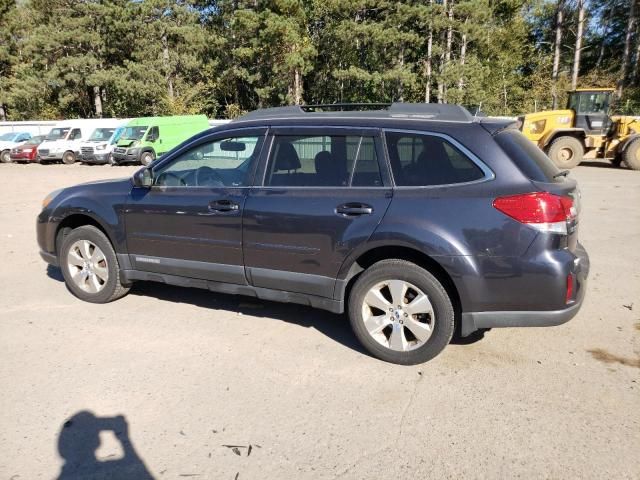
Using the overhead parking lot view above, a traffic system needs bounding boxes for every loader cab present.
[567,89,614,135]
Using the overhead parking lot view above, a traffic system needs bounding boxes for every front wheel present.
[623,139,640,170]
[62,151,76,165]
[546,136,584,169]
[0,149,11,163]
[59,225,130,303]
[348,259,455,365]
[140,151,155,166]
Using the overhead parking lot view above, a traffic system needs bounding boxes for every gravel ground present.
[0,160,638,480]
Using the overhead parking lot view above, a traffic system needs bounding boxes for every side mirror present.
[132,168,153,188]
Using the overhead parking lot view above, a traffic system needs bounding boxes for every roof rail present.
[235,102,473,123]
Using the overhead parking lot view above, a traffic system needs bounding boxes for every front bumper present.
[112,151,140,164]
[39,249,59,267]
[10,153,37,162]
[38,151,64,161]
[460,243,590,336]
[80,152,111,164]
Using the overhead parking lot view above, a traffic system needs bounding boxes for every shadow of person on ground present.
[57,410,154,480]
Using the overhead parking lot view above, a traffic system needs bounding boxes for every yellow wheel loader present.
[519,88,640,170]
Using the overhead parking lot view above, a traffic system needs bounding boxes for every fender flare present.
[617,133,640,153]
[138,147,156,162]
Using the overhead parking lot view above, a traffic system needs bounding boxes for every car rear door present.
[242,126,392,298]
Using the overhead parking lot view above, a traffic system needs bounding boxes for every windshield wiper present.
[553,170,570,179]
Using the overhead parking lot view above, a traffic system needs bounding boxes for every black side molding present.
[120,269,344,314]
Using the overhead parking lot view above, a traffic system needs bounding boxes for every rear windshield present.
[495,129,561,182]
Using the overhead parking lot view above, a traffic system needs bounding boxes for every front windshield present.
[46,128,70,140]
[122,126,148,140]
[89,128,116,141]
[24,136,44,146]
[0,133,17,141]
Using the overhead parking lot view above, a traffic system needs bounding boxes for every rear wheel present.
[62,150,76,165]
[622,139,640,170]
[140,151,155,166]
[0,149,11,163]
[59,225,130,303]
[547,136,584,169]
[348,259,455,365]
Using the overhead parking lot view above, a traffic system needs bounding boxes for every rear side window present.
[495,129,561,182]
[385,131,484,186]
[265,135,382,187]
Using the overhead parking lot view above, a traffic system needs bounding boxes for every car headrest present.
[274,142,301,171]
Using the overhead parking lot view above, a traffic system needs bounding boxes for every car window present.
[147,126,159,142]
[153,135,264,188]
[265,135,382,187]
[385,131,484,186]
[17,133,30,141]
[495,128,561,182]
[69,129,82,140]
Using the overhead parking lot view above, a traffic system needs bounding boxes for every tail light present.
[493,192,576,235]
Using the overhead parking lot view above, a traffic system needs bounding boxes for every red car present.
[9,135,45,162]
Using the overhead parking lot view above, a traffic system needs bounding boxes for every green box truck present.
[111,115,210,166]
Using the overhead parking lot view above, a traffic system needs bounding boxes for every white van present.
[78,119,128,164]
[37,119,121,164]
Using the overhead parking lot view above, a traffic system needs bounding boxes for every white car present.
[37,119,121,164]
[78,120,128,164]
[0,132,32,163]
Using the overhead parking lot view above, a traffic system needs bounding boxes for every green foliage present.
[0,0,634,119]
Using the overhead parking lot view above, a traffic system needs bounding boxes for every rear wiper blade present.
[553,170,570,178]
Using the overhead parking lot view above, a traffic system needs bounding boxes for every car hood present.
[116,139,138,148]
[0,141,19,149]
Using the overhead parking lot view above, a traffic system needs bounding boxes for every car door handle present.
[208,199,239,212]
[336,203,374,216]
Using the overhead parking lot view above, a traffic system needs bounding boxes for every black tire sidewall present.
[623,140,640,170]
[548,136,583,169]
[59,226,121,303]
[348,260,455,365]
[62,151,76,165]
[1,150,11,163]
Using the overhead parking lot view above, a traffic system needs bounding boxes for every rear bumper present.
[460,242,589,336]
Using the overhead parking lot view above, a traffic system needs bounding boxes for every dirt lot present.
[0,160,639,479]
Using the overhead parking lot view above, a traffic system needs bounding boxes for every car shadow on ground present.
[131,280,371,356]
[56,411,154,479]
[46,265,486,355]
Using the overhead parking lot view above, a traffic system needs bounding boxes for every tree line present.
[0,0,637,120]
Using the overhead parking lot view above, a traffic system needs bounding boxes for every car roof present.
[233,103,475,125]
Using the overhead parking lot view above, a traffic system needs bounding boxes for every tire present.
[0,149,11,163]
[622,139,640,170]
[140,151,155,166]
[611,155,623,167]
[546,136,584,169]
[62,151,76,165]
[348,259,455,365]
[108,154,116,166]
[59,225,130,303]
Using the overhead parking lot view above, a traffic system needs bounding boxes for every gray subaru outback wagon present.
[37,103,589,364]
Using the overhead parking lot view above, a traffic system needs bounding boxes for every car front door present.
[125,128,267,284]
[243,127,392,298]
